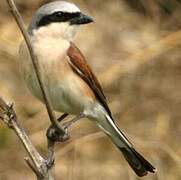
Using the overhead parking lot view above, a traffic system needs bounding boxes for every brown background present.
[0,0,181,179]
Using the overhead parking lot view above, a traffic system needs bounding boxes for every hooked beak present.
[70,13,94,25]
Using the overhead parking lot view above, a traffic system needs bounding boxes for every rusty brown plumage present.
[67,42,112,117]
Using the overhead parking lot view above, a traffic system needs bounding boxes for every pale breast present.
[19,38,95,114]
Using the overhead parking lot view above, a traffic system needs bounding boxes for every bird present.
[19,1,156,177]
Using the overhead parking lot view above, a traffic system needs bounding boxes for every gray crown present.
[28,1,80,34]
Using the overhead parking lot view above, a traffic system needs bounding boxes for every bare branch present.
[6,0,65,135]
[24,157,40,178]
[0,97,54,180]
[5,1,69,178]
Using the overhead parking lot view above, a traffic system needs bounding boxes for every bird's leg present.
[46,113,85,168]
[46,113,69,142]
[57,113,69,122]
[47,112,85,143]
[62,112,85,130]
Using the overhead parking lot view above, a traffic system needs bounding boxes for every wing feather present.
[67,42,112,117]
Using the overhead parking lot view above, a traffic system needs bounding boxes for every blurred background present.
[0,0,181,179]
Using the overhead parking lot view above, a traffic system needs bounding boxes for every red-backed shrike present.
[19,1,156,177]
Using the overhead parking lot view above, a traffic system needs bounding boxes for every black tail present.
[119,146,155,176]
[99,115,156,177]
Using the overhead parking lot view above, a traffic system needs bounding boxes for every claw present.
[46,125,58,142]
[58,130,70,142]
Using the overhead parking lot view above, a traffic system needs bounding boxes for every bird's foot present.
[58,125,70,142]
[57,113,69,122]
[46,124,70,143]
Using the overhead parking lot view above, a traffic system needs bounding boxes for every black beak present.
[70,13,94,25]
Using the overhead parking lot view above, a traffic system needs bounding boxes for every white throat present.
[32,22,78,41]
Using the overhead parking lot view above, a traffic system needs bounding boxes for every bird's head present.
[28,1,93,40]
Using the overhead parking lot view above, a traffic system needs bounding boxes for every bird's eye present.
[55,12,62,17]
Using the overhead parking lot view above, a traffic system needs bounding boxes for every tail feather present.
[120,146,156,176]
[98,114,156,177]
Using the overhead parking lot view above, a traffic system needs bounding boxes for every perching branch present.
[6,0,65,135]
[5,0,68,178]
[0,97,54,180]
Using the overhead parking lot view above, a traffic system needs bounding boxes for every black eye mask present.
[37,12,81,27]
